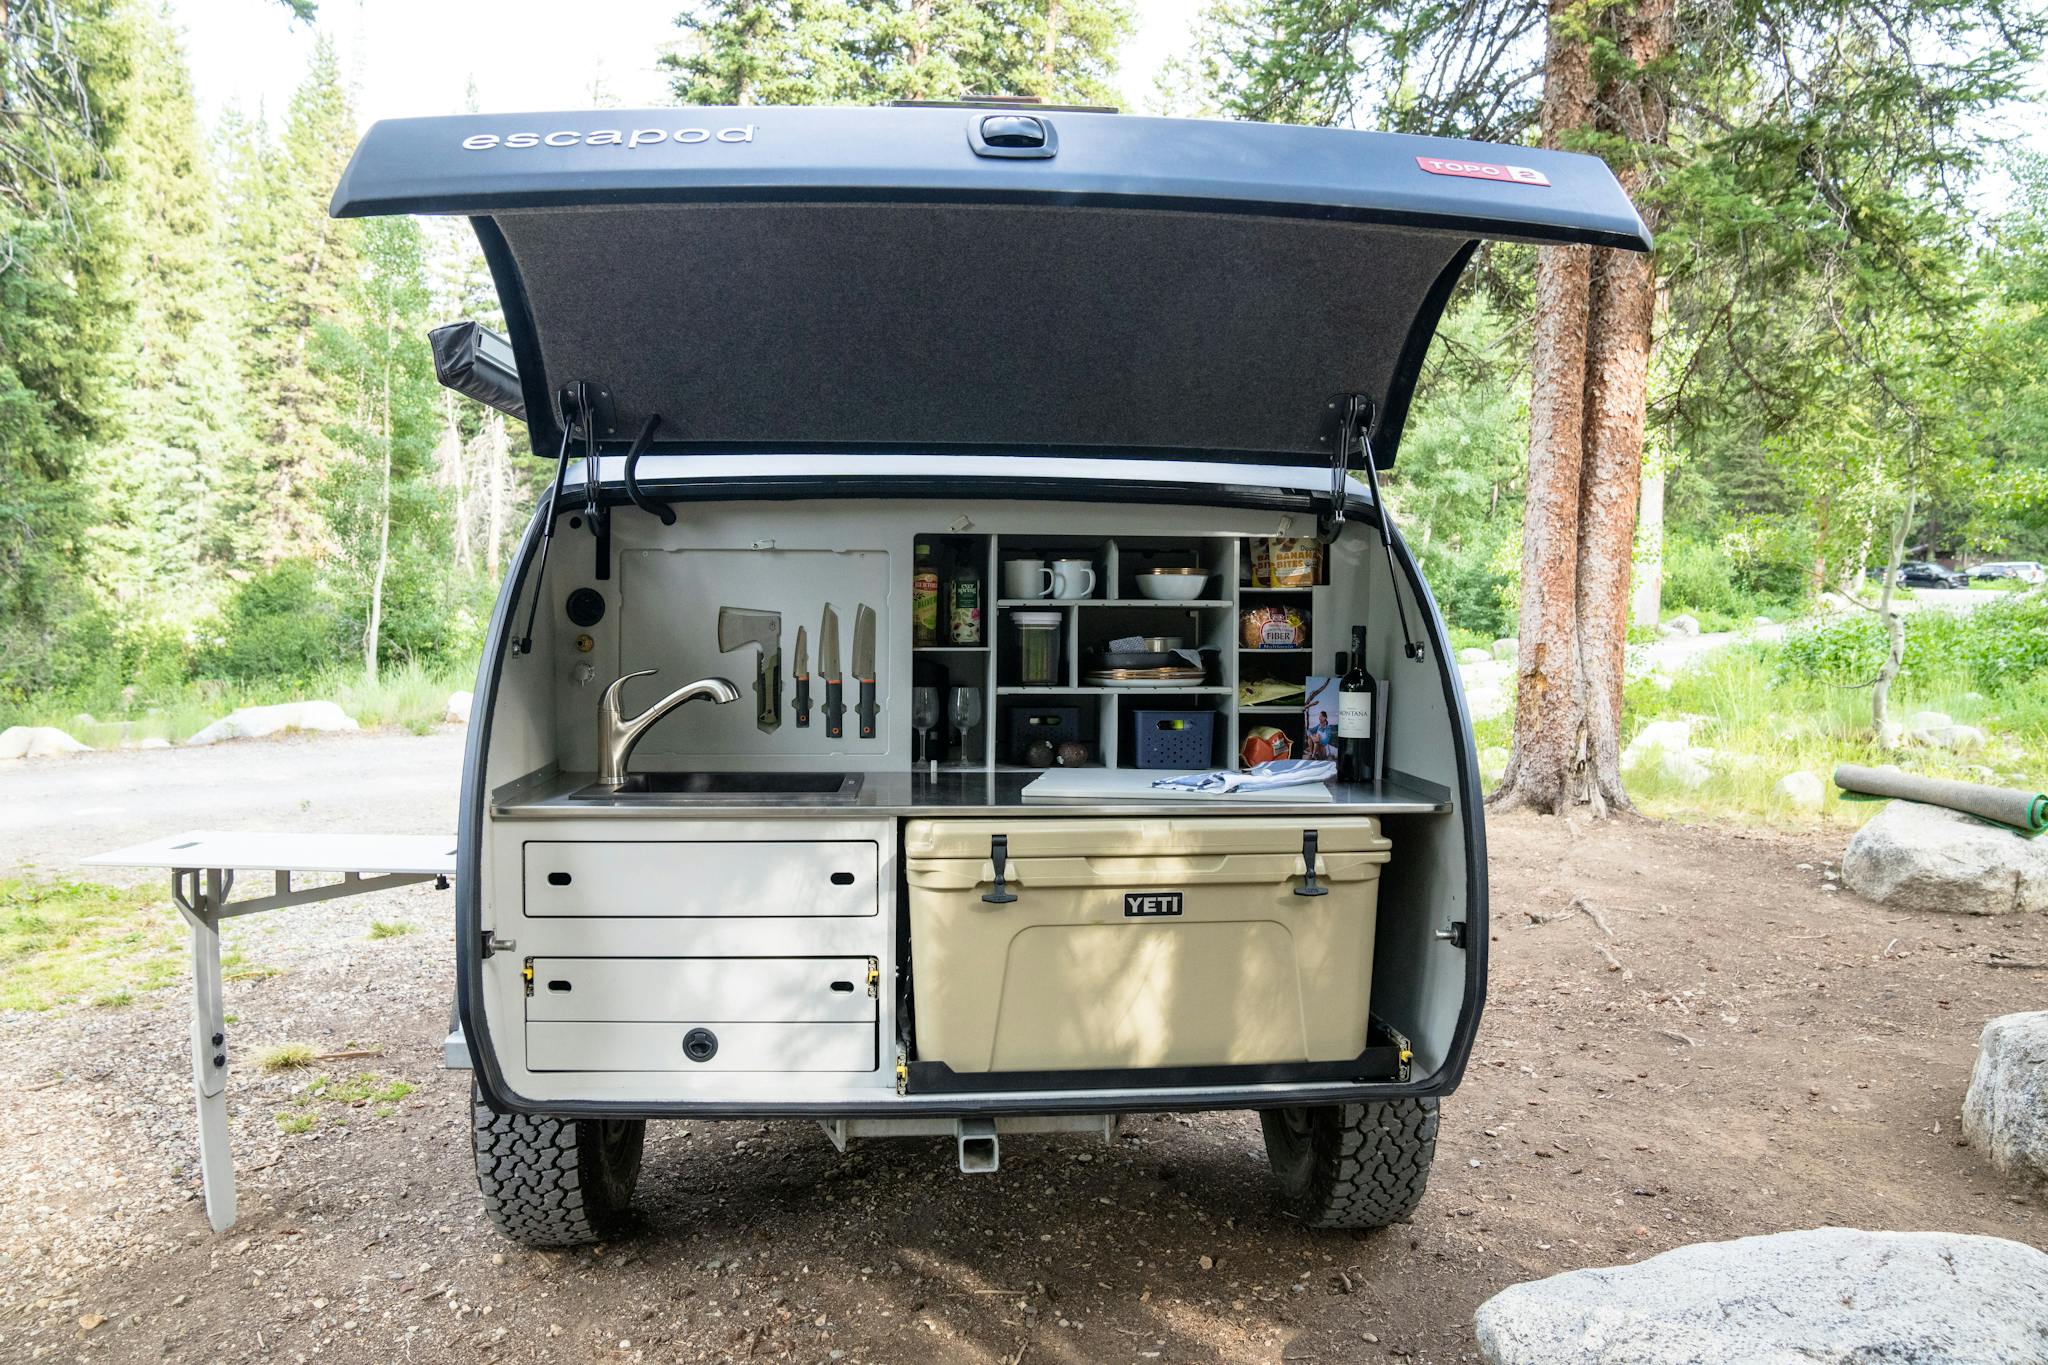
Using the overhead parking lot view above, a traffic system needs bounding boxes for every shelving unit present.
[907,533,1339,773]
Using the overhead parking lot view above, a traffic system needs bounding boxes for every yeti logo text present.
[1414,155,1549,186]
[461,127,756,152]
[1122,891,1185,918]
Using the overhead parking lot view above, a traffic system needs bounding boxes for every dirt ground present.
[2,736,2044,1363]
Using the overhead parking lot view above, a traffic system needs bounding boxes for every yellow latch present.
[521,960,534,996]
[866,958,880,996]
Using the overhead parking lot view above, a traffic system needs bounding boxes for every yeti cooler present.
[903,817,1390,1073]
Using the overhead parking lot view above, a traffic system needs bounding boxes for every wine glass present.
[911,686,941,762]
[948,686,983,767]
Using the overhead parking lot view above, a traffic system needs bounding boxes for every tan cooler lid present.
[904,816,1389,860]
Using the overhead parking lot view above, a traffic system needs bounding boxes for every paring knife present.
[820,604,844,739]
[793,625,811,728]
[853,604,878,739]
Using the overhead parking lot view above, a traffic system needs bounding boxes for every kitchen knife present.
[820,604,844,739]
[793,624,811,728]
[853,604,878,739]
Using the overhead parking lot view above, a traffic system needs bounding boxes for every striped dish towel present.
[1150,759,1337,794]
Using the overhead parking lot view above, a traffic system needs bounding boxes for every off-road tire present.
[1260,1098,1438,1229]
[471,1084,645,1247]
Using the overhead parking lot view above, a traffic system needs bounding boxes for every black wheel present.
[471,1083,645,1247]
[1260,1097,1438,1229]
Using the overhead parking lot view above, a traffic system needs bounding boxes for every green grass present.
[366,920,415,940]
[1617,644,2047,824]
[256,1042,316,1071]
[0,880,183,1011]
[307,1072,414,1105]
[275,1111,317,1135]
[0,658,474,746]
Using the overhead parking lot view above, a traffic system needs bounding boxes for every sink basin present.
[571,771,863,804]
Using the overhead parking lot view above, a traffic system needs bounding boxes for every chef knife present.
[793,624,811,728]
[853,604,877,739]
[820,604,844,739]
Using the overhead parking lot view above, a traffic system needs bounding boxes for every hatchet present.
[717,607,782,732]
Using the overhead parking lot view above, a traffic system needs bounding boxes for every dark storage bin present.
[1133,709,1217,769]
[1006,705,1082,763]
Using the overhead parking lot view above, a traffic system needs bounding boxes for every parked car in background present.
[1969,561,2046,585]
[1898,561,1969,589]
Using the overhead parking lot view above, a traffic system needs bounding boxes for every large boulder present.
[444,691,474,725]
[1963,1011,2048,1183]
[1464,685,1508,723]
[0,726,91,760]
[1458,646,1492,665]
[1623,719,1713,789]
[184,700,360,747]
[1491,636,1518,662]
[1661,613,1701,637]
[1474,1227,2048,1365]
[1841,800,2048,915]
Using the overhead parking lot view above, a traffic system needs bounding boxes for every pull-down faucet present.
[598,670,741,785]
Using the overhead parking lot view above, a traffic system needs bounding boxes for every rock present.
[1624,720,1714,789]
[1491,637,1517,662]
[1772,771,1824,816]
[184,701,360,747]
[1920,723,1986,751]
[1463,685,1507,722]
[1752,623,1787,644]
[1817,590,1853,613]
[1624,719,1693,763]
[1908,710,1954,731]
[1841,801,2048,915]
[1663,614,1701,636]
[1458,647,1492,665]
[1963,1012,2048,1183]
[1752,615,1775,627]
[444,691,474,725]
[0,726,92,760]
[1473,1228,2048,1365]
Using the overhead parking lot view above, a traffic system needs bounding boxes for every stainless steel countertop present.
[490,769,1453,819]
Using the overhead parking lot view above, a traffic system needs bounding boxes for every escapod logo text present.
[1414,155,1549,187]
[460,127,756,151]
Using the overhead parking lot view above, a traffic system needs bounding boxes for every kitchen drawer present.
[525,957,877,1025]
[526,1021,876,1072]
[522,840,877,918]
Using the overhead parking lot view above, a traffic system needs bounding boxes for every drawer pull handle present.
[683,1028,718,1063]
[547,979,572,993]
[546,871,572,887]
[830,980,855,993]
[830,871,856,886]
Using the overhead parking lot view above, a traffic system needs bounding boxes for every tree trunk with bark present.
[1491,0,1671,817]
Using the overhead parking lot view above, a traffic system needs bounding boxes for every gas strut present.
[513,417,577,656]
[1335,395,1424,662]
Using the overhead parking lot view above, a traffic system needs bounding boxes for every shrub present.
[1661,535,1744,619]
[1428,538,1517,640]
[201,560,345,684]
[1775,591,2048,694]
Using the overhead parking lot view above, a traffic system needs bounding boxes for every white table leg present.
[176,868,235,1232]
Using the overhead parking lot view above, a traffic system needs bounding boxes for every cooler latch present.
[1295,829,1329,897]
[981,834,1019,905]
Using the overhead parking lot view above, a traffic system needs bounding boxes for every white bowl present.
[1135,571,1210,601]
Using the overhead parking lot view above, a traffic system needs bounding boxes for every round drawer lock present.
[682,1028,719,1064]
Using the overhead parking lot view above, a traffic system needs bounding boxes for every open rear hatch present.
[332,105,1648,468]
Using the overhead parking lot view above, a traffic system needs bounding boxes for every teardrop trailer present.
[95,104,1650,1248]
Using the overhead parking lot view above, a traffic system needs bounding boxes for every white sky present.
[168,0,1199,129]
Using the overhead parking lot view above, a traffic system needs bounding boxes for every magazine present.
[1301,675,1339,762]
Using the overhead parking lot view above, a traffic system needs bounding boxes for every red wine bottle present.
[1338,626,1376,783]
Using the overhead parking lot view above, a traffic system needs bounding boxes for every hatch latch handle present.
[1335,395,1425,663]
[982,834,1019,905]
[621,414,676,526]
[1295,829,1329,897]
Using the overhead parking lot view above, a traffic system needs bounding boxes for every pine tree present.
[0,0,133,701]
[664,0,1133,106]
[219,36,359,564]
[83,5,250,612]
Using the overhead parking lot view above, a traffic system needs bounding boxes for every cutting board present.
[1021,768,1333,803]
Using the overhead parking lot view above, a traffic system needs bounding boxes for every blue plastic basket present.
[1133,710,1217,769]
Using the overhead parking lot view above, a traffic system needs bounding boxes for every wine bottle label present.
[1338,692,1373,739]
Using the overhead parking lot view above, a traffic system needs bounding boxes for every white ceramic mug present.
[1003,558,1054,599]
[1051,558,1097,600]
